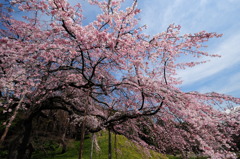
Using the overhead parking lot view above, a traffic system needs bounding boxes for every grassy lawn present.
[3,130,234,159]
[31,131,216,159]
[32,131,168,159]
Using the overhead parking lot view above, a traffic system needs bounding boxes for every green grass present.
[30,131,216,159]
[167,156,208,159]
[32,131,168,159]
[1,130,220,159]
[1,129,238,159]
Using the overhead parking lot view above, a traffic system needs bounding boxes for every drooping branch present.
[104,100,164,126]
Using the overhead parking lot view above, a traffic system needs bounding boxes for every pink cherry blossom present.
[0,0,239,158]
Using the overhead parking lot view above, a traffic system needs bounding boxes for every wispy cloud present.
[178,32,240,87]
[196,70,240,97]
[138,0,240,96]
[139,0,240,33]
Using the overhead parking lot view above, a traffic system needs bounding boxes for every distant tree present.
[0,0,239,159]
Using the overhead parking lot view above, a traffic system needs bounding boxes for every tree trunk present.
[90,133,94,159]
[8,117,34,159]
[114,133,117,159]
[61,132,67,154]
[17,117,33,159]
[108,129,112,159]
[78,119,86,159]
[181,151,189,159]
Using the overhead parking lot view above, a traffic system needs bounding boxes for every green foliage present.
[32,139,78,159]
[0,149,8,159]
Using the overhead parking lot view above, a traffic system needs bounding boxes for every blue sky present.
[77,0,240,97]
[136,0,240,97]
